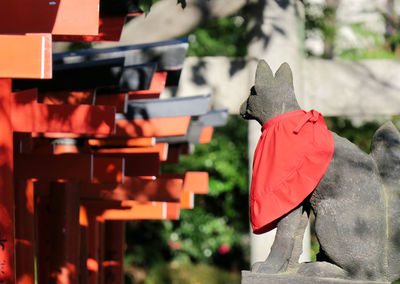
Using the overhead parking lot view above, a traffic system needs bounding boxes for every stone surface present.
[241,271,390,284]
[171,57,400,117]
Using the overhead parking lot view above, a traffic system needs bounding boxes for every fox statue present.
[240,60,400,282]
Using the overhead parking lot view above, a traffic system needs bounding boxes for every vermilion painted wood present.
[54,144,79,154]
[199,126,214,144]
[39,90,95,105]
[26,139,54,155]
[32,132,82,139]
[48,182,81,283]
[15,179,35,284]
[163,143,190,164]
[128,71,168,99]
[103,221,124,284]
[166,203,180,220]
[79,177,183,202]
[79,206,89,283]
[35,177,183,203]
[115,116,190,137]
[180,191,194,209]
[101,201,169,220]
[0,79,15,283]
[96,143,168,161]
[16,153,160,181]
[163,172,209,194]
[17,154,114,181]
[11,97,115,135]
[94,93,128,113]
[14,132,33,154]
[53,16,126,42]
[124,153,160,177]
[92,156,124,183]
[88,137,155,147]
[0,34,52,79]
[15,154,92,181]
[85,212,105,284]
[82,200,127,214]
[0,0,99,35]
[36,197,51,284]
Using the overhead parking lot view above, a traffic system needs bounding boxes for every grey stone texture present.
[241,271,390,284]
[240,60,400,282]
[172,57,400,118]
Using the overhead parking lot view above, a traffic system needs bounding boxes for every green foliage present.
[187,16,249,57]
[162,116,249,265]
[125,116,249,273]
[339,48,397,60]
[304,1,338,58]
[145,262,241,284]
[139,0,155,15]
[139,0,185,15]
[338,24,397,60]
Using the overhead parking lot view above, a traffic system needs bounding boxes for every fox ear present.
[275,62,294,90]
[255,60,274,91]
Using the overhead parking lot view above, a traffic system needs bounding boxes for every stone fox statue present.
[240,60,400,282]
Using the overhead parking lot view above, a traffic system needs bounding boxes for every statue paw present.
[251,261,283,274]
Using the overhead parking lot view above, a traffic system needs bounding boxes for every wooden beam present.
[54,38,188,71]
[95,143,168,161]
[78,176,183,202]
[53,16,126,42]
[198,109,229,127]
[14,57,124,91]
[120,94,210,120]
[15,154,92,181]
[163,172,209,194]
[88,137,155,148]
[0,34,51,79]
[115,116,190,137]
[11,90,115,135]
[39,90,95,105]
[94,93,128,113]
[93,156,124,183]
[101,201,170,220]
[180,191,194,209]
[16,153,160,181]
[166,203,180,220]
[96,62,157,94]
[199,126,214,144]
[128,71,167,99]
[0,0,99,35]
[163,143,190,164]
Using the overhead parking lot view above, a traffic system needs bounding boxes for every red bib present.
[250,110,334,234]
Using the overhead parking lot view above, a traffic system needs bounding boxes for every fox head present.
[240,60,300,126]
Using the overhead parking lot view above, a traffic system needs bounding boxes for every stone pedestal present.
[241,271,390,284]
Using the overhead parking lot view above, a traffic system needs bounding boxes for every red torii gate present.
[0,2,226,283]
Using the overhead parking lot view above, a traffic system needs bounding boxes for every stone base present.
[241,271,390,284]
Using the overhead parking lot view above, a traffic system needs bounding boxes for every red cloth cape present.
[250,110,334,234]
